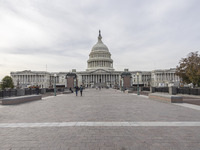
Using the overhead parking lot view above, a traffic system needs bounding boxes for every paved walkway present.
[1,89,200,150]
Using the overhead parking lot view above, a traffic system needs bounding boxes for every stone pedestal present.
[40,88,46,94]
[17,89,25,96]
[150,87,155,93]
[169,86,177,95]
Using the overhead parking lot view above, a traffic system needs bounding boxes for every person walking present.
[36,85,39,95]
[69,87,73,93]
[75,85,79,96]
[80,85,83,96]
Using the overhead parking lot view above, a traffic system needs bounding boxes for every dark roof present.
[121,72,131,77]
[66,73,77,77]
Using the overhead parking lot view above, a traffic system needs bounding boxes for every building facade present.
[10,31,180,89]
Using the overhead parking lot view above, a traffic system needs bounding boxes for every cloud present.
[0,0,200,80]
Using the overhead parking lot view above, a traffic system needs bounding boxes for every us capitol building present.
[10,31,180,89]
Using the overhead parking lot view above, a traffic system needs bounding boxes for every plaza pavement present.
[0,89,200,150]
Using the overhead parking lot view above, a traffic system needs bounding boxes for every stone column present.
[65,76,67,87]
[84,75,86,85]
[150,87,155,93]
[118,75,120,84]
[87,75,88,85]
[169,86,177,95]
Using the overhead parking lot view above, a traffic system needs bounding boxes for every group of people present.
[73,85,83,96]
[96,86,102,90]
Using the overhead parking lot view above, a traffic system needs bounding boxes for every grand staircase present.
[93,83,108,88]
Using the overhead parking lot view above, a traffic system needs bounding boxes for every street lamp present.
[137,72,140,95]
[120,78,123,91]
[54,74,57,96]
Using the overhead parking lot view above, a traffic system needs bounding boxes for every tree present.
[176,51,200,87]
[0,76,14,90]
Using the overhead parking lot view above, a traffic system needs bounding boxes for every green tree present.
[0,76,14,90]
[176,51,200,87]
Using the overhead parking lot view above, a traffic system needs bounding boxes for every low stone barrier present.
[62,91,72,94]
[125,90,133,93]
[149,93,183,103]
[2,95,42,105]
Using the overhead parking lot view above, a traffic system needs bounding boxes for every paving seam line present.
[174,103,200,111]
[1,122,200,128]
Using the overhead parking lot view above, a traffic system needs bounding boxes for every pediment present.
[90,69,110,74]
[17,70,33,74]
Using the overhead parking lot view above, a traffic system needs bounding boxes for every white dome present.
[92,38,109,51]
[87,30,114,71]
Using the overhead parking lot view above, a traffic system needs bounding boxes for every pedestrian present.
[69,87,73,93]
[80,85,83,96]
[36,85,39,95]
[75,85,79,96]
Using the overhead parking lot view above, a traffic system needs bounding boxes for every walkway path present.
[0,89,200,150]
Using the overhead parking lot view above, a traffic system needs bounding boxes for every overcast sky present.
[0,0,200,80]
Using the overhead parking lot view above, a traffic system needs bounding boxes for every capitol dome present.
[91,34,109,51]
[87,30,114,71]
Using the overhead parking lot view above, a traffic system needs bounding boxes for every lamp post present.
[54,74,57,96]
[121,78,123,91]
[137,72,140,95]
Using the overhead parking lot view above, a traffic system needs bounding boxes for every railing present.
[155,87,169,93]
[150,87,200,95]
[25,88,37,95]
[0,88,65,99]
[177,87,200,95]
[141,87,150,91]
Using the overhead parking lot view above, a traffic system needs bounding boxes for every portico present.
[79,69,120,88]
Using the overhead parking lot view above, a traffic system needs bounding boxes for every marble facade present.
[10,31,180,88]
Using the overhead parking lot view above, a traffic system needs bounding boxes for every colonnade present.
[13,74,47,84]
[82,74,120,85]
[88,61,112,68]
[155,73,179,82]
[142,75,151,82]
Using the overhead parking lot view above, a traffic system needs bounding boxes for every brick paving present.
[0,89,200,150]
